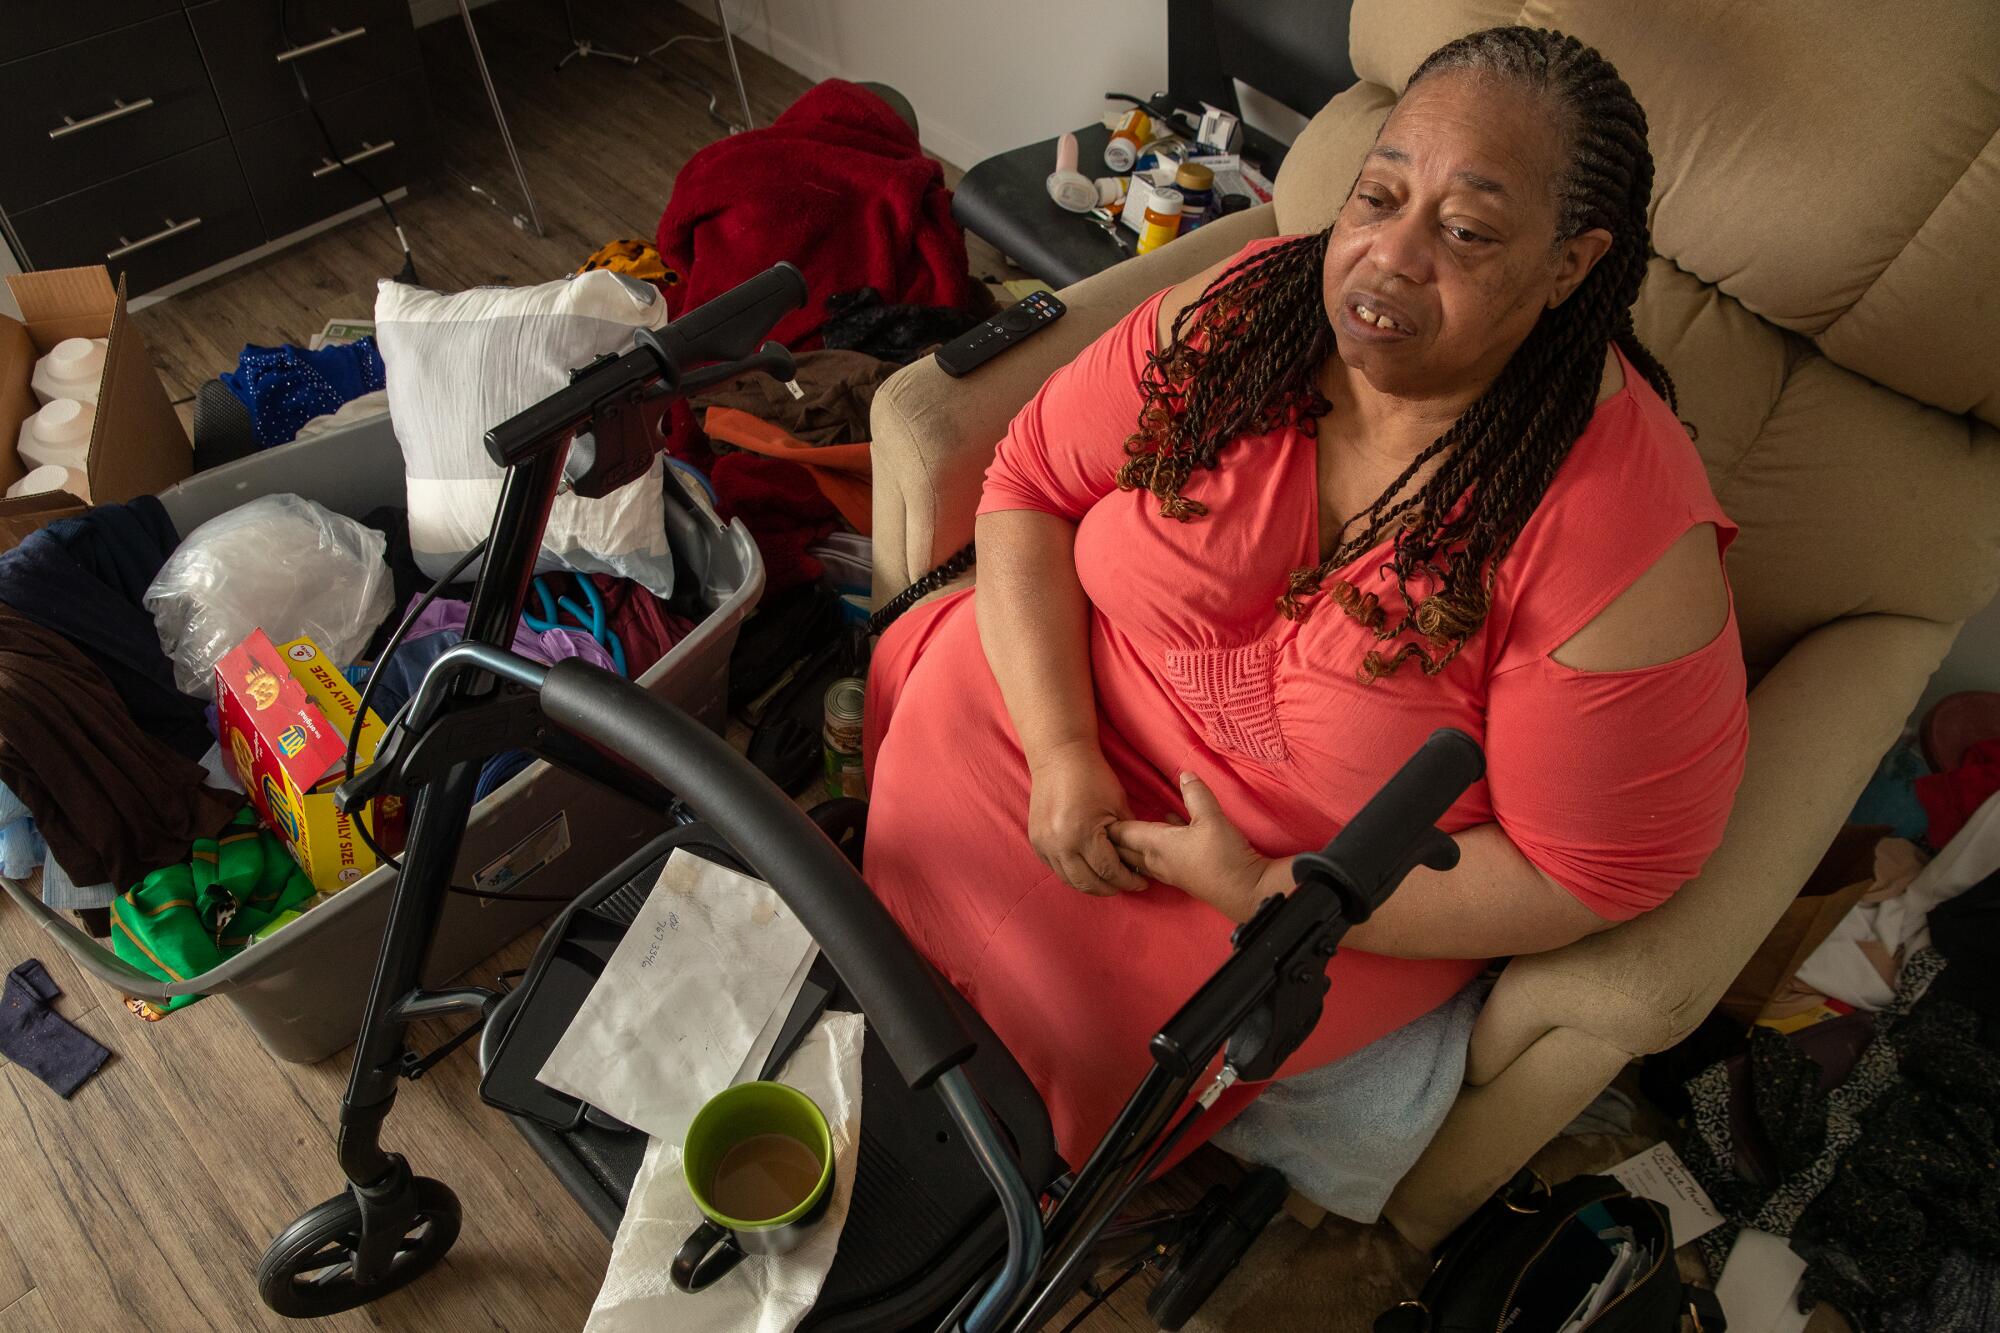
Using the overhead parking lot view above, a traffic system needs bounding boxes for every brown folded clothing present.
[0,606,238,888]
[690,348,894,446]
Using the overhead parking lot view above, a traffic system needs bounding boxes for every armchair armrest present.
[870,204,1279,601]
[1464,612,1960,1083]
[1384,612,1959,1246]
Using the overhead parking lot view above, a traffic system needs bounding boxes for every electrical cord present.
[447,882,582,904]
[642,0,755,129]
[277,0,421,285]
[646,0,752,53]
[341,542,598,904]
[1054,1256,1149,1333]
[347,538,487,872]
[1106,90,1203,142]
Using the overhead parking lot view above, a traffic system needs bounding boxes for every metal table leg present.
[713,0,754,131]
[456,0,546,237]
[644,0,755,133]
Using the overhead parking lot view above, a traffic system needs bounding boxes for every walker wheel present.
[1146,1167,1288,1330]
[256,1177,461,1317]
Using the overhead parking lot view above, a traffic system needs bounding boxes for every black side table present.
[951,120,1291,288]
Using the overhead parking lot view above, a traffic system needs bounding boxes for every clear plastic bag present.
[145,494,393,698]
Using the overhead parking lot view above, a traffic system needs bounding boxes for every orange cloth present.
[701,406,872,534]
[862,238,1749,1169]
[576,238,678,290]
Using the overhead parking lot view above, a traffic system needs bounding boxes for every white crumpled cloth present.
[1796,789,2000,1009]
[587,1012,864,1333]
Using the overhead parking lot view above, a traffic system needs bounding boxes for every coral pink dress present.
[863,253,1748,1169]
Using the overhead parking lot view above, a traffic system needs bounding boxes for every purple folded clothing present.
[402,596,618,674]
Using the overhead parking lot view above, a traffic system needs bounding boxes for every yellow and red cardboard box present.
[216,629,406,893]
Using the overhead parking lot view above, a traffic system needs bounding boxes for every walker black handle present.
[537,658,978,1089]
[1295,727,1483,919]
[647,261,807,367]
[485,264,807,472]
[1150,729,1483,1079]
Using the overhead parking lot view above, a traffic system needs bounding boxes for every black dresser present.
[0,1,438,298]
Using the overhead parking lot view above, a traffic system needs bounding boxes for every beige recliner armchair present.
[868,0,2000,1246]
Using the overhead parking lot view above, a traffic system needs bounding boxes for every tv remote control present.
[935,290,1067,377]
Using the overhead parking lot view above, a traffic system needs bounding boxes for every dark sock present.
[1,959,110,1098]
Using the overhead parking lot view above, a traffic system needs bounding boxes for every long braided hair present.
[1118,26,1677,682]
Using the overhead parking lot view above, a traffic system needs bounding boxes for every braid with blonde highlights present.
[1117,25,1677,682]
[1116,229,1336,518]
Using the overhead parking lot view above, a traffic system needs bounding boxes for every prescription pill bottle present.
[1173,161,1216,228]
[823,677,867,799]
[1134,188,1184,255]
[1104,108,1152,172]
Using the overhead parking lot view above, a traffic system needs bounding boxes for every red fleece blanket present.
[655,80,985,350]
[710,451,839,594]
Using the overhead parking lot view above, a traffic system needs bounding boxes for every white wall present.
[1917,594,2000,718]
[689,0,1170,170]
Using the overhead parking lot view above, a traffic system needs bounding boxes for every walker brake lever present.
[643,340,799,399]
[333,690,549,813]
[334,748,396,813]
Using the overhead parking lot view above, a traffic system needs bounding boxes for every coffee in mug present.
[674,1080,836,1292]
[710,1131,824,1221]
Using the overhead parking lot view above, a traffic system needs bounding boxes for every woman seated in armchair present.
[863,25,1749,1171]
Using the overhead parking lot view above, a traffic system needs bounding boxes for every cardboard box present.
[216,630,407,893]
[0,267,191,549]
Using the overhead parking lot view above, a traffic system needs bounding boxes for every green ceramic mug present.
[673,1081,835,1292]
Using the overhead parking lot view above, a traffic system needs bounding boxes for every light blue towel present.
[0,745,239,912]
[0,778,115,909]
[40,857,114,911]
[0,782,43,880]
[1210,977,1490,1223]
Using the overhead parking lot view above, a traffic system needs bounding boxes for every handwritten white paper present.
[1607,1141,1724,1246]
[537,849,817,1143]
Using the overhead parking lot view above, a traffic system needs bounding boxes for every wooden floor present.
[0,868,1398,1333]
[0,898,611,1333]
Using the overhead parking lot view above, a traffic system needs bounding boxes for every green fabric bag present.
[109,808,315,1012]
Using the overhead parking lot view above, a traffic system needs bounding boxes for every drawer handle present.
[106,217,204,260]
[276,25,368,62]
[311,139,397,178]
[48,97,157,140]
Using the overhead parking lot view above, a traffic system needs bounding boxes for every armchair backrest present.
[1271,0,2000,678]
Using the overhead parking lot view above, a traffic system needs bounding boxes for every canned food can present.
[823,677,867,799]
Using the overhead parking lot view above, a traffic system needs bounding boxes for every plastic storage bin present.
[0,411,763,1062]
